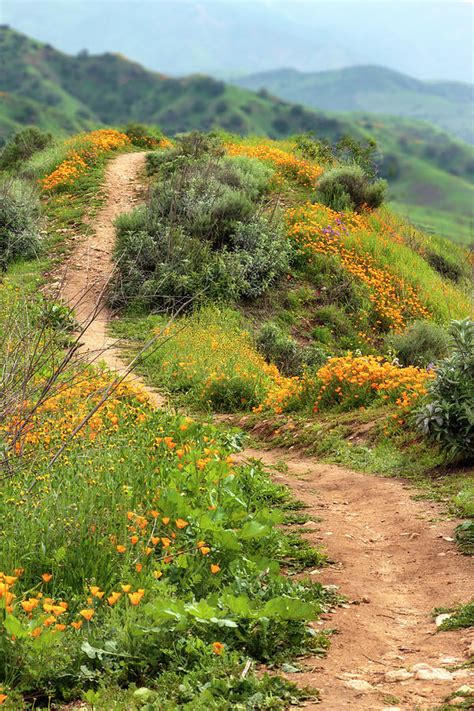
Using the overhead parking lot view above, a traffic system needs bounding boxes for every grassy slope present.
[1,26,473,244]
[106,136,472,527]
[233,65,474,144]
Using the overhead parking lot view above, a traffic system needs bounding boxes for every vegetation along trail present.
[61,153,473,710]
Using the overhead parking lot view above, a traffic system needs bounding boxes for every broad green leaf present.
[239,520,269,540]
[262,596,317,620]
[4,614,28,639]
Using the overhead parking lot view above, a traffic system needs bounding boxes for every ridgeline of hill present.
[1,26,473,244]
[233,65,474,145]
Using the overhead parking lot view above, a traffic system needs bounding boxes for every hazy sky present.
[2,0,473,81]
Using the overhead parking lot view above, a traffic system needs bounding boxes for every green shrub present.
[122,122,162,148]
[385,320,448,367]
[0,126,53,172]
[415,318,474,462]
[425,249,466,283]
[113,149,285,311]
[230,217,290,299]
[257,322,327,376]
[0,178,40,269]
[315,165,387,212]
[314,305,352,337]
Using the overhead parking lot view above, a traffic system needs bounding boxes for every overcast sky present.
[2,0,473,81]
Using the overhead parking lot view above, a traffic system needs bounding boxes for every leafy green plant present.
[385,320,448,367]
[415,318,474,462]
[436,601,474,630]
[315,165,386,212]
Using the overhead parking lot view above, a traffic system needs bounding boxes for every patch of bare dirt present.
[240,447,473,710]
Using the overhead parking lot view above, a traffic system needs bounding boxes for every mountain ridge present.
[233,65,474,144]
[1,26,473,244]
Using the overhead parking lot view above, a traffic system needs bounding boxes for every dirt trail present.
[241,448,473,709]
[60,154,473,710]
[59,152,164,407]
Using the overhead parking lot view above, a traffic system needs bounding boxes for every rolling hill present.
[1,26,473,244]
[234,66,474,145]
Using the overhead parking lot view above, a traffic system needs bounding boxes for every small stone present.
[412,663,432,671]
[385,668,413,682]
[382,708,403,711]
[414,667,452,681]
[361,596,371,603]
[440,656,459,664]
[467,641,474,657]
[344,679,374,692]
[435,613,453,627]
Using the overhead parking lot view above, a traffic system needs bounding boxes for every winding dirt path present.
[59,152,164,407]
[60,154,473,710]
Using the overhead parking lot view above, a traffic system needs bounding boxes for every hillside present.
[234,66,474,144]
[1,26,473,244]
[0,122,473,708]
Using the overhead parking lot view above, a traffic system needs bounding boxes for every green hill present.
[1,26,473,244]
[234,66,474,145]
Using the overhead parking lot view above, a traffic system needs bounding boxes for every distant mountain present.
[1,27,472,245]
[234,66,474,145]
[0,26,365,142]
[2,0,473,82]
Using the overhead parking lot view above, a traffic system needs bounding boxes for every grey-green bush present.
[415,318,474,462]
[0,178,40,269]
[315,165,386,212]
[112,147,286,311]
[385,320,448,367]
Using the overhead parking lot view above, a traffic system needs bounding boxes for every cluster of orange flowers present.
[2,373,150,456]
[287,203,431,331]
[225,142,323,186]
[0,571,147,645]
[314,354,434,412]
[42,129,131,191]
[112,507,221,576]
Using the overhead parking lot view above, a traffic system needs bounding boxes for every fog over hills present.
[2,0,473,82]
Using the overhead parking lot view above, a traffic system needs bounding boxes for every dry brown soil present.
[59,153,473,711]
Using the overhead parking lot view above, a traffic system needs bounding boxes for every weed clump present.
[257,322,327,376]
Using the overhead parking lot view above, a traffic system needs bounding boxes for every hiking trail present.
[59,152,473,710]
